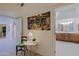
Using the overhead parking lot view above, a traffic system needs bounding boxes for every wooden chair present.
[16,36,27,56]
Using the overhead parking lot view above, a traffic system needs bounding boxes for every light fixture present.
[61,21,73,25]
[20,3,24,7]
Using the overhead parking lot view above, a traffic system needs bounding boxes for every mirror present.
[0,24,6,38]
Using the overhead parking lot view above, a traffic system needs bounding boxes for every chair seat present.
[16,45,25,50]
[17,43,25,46]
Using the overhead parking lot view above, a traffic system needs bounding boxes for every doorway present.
[55,4,79,56]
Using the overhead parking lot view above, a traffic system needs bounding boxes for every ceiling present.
[0,3,72,18]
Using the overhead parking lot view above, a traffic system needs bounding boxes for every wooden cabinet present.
[69,34,79,43]
[56,33,65,41]
[56,33,79,43]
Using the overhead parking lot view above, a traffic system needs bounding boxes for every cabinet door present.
[56,33,65,41]
[72,34,79,42]
[68,34,79,43]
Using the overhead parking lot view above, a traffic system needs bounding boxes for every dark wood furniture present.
[16,36,27,56]
[56,33,79,43]
[16,45,26,55]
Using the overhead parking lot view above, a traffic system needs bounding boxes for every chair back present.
[21,36,27,43]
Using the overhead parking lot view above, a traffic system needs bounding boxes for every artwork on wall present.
[0,24,6,38]
[60,24,64,31]
[28,12,50,30]
[78,24,79,31]
[57,24,63,31]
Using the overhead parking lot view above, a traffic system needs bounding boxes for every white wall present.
[55,4,79,56]
[55,4,79,20]
[23,9,55,55]
[56,17,79,34]
[0,17,19,56]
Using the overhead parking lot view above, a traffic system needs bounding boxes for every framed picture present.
[78,24,79,31]
[60,24,63,31]
[57,24,64,32]
[0,24,6,38]
[28,12,50,30]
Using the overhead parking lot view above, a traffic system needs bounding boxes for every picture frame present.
[28,12,50,30]
[0,24,6,38]
[78,23,79,31]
